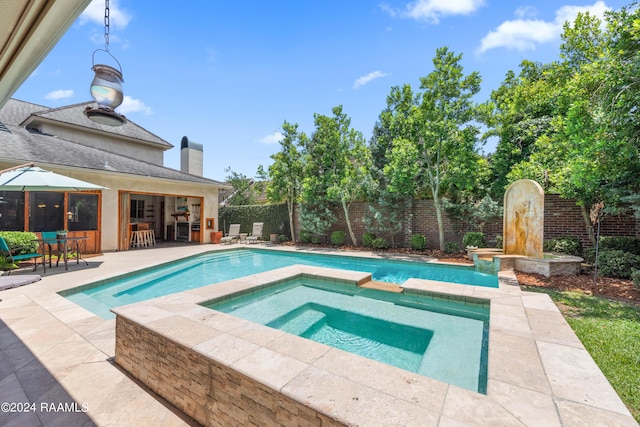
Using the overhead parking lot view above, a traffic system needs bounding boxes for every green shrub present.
[543,237,582,256]
[331,231,347,246]
[299,230,313,243]
[219,204,289,240]
[0,231,38,255]
[631,269,640,288]
[495,234,503,249]
[445,241,460,254]
[597,250,640,279]
[599,236,640,255]
[277,234,289,242]
[371,237,388,249]
[362,232,376,247]
[0,257,13,271]
[410,234,426,250]
[583,247,597,264]
[462,232,485,248]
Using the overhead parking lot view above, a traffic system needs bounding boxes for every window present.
[69,193,98,231]
[130,199,145,219]
[0,191,25,231]
[29,192,64,232]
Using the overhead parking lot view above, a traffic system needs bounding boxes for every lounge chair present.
[245,222,264,244]
[220,224,241,244]
[0,236,45,275]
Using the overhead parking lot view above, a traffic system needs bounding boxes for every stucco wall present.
[57,169,219,251]
[36,122,164,165]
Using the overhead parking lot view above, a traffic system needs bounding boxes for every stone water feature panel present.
[503,179,544,258]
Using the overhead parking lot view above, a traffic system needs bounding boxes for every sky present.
[13,0,632,182]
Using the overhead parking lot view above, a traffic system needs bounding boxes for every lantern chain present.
[104,0,110,52]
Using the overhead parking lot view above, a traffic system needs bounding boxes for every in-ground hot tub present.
[206,275,490,393]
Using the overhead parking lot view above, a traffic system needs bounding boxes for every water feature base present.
[470,249,583,277]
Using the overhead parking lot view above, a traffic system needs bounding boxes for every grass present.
[526,288,640,422]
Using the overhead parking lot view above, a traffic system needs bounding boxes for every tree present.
[260,121,305,242]
[300,105,370,245]
[366,86,420,247]
[222,168,260,206]
[411,47,484,250]
[499,6,640,245]
[487,61,557,199]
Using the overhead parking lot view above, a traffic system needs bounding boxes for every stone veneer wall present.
[115,316,345,427]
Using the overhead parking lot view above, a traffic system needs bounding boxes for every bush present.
[277,234,289,243]
[543,237,582,256]
[0,231,38,255]
[410,234,426,250]
[331,231,346,246]
[445,241,460,254]
[299,230,313,244]
[462,232,485,248]
[495,234,503,249]
[599,236,640,255]
[371,237,388,249]
[362,232,376,247]
[583,247,597,264]
[596,250,640,279]
[632,269,640,288]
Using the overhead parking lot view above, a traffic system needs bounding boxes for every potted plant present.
[57,230,68,239]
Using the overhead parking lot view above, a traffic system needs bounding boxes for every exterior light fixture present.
[84,0,126,126]
[66,211,74,220]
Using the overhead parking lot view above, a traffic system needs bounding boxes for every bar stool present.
[147,229,156,246]
[137,223,150,247]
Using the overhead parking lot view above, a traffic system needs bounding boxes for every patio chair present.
[245,222,264,244]
[220,224,241,244]
[0,236,45,275]
[40,231,59,268]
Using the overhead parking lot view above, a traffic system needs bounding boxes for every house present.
[0,98,229,253]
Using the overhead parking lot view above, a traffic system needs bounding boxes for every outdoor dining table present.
[35,236,90,271]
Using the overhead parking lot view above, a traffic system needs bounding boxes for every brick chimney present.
[180,136,203,176]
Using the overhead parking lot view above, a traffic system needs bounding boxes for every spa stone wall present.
[114,316,345,427]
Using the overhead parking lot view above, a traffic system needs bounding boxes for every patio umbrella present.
[0,163,107,191]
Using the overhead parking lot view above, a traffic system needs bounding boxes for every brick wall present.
[292,195,639,250]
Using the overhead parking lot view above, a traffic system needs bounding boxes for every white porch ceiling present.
[0,0,92,108]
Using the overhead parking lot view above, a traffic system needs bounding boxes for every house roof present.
[22,101,173,149]
[0,99,226,187]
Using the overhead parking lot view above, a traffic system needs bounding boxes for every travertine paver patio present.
[0,243,637,426]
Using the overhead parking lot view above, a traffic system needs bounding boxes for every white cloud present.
[555,1,609,26]
[515,6,538,19]
[79,0,131,29]
[118,96,153,115]
[353,71,389,89]
[384,0,485,23]
[478,1,610,53]
[44,89,74,100]
[257,132,284,145]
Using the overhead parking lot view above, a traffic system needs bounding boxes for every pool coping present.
[0,243,637,426]
[111,259,636,426]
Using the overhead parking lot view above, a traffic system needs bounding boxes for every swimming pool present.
[206,276,489,393]
[62,248,497,319]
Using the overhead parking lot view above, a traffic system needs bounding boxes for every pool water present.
[207,277,489,393]
[62,248,497,319]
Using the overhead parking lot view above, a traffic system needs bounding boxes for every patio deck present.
[0,243,636,426]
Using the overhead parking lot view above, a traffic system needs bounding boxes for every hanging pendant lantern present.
[84,0,127,126]
[85,56,126,126]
